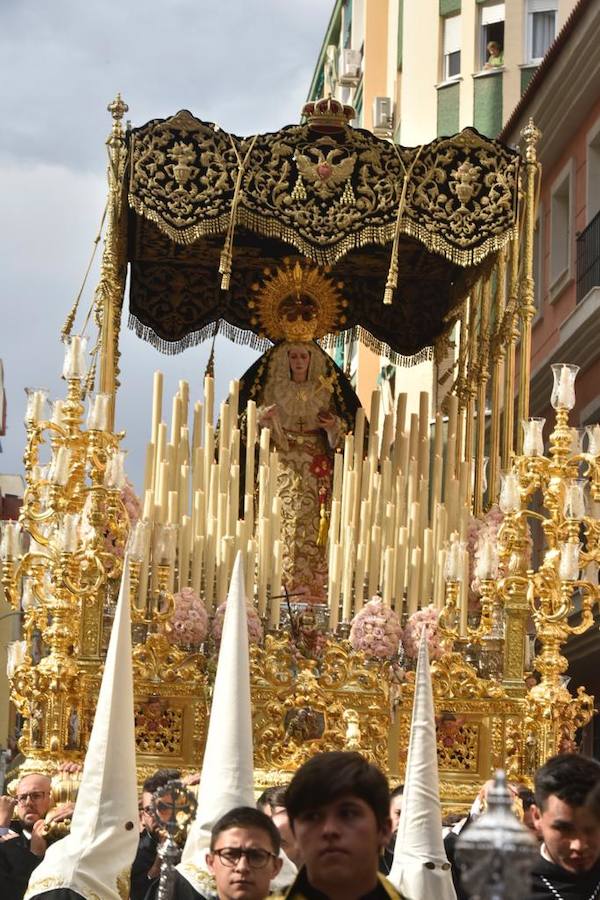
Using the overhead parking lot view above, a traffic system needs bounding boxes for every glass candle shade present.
[25,388,49,425]
[551,363,579,411]
[58,513,80,553]
[104,450,126,490]
[475,537,499,581]
[563,479,587,519]
[559,542,581,581]
[444,538,466,582]
[87,393,110,431]
[586,424,600,456]
[49,446,71,486]
[62,335,88,380]
[154,523,178,565]
[51,399,66,428]
[570,427,585,455]
[499,471,521,514]
[522,418,545,456]
[0,521,22,559]
[127,519,151,563]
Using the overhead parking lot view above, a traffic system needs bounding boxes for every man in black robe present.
[528,753,600,900]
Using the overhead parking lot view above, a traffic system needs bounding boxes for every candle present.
[62,335,88,380]
[87,393,110,431]
[563,479,587,519]
[270,539,283,628]
[475,536,499,580]
[151,371,164,447]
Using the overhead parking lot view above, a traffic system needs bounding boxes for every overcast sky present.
[0,0,332,494]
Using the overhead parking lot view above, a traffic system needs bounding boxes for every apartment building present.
[307,0,578,410]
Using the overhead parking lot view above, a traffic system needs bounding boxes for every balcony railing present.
[577,210,600,303]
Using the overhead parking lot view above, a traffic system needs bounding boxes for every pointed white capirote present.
[389,628,457,900]
[25,556,139,900]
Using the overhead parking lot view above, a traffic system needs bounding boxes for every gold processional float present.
[1,94,599,816]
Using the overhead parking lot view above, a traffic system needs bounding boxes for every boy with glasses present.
[172,806,283,899]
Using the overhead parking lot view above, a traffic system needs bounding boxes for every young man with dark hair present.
[283,751,403,899]
[528,753,600,899]
[172,806,282,899]
[256,786,287,817]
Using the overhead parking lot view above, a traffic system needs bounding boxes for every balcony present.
[577,210,600,303]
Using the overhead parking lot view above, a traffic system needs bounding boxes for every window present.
[526,0,557,63]
[443,14,461,80]
[479,2,505,70]
[587,121,600,224]
[550,164,572,288]
[342,0,353,49]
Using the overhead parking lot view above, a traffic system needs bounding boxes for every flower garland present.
[402,604,444,660]
[168,587,208,648]
[349,597,403,659]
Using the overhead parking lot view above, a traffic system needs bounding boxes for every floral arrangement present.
[211,599,263,646]
[168,587,208,648]
[349,597,403,659]
[401,604,444,661]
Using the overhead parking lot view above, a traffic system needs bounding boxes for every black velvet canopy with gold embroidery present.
[125,109,521,360]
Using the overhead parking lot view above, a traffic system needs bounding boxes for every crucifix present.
[296,415,306,432]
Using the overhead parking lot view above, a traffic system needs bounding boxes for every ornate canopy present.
[125,109,521,360]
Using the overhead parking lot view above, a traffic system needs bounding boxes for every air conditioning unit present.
[373,96,393,133]
[338,48,362,85]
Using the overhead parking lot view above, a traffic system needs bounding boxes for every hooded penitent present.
[25,557,139,900]
[178,551,296,893]
[389,628,457,900]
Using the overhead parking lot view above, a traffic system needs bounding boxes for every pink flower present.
[402,605,443,661]
[211,601,263,646]
[168,588,208,648]
[349,597,402,660]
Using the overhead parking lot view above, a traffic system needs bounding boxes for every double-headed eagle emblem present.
[294,148,356,199]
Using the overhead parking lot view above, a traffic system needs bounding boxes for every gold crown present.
[248,259,347,343]
[301,96,355,134]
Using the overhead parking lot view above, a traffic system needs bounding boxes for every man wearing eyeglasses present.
[172,806,283,900]
[0,774,53,900]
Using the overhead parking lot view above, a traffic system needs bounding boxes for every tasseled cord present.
[219,133,259,290]
[316,485,329,546]
[384,144,424,305]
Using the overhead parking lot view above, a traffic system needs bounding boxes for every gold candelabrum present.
[0,336,133,774]
[438,362,598,775]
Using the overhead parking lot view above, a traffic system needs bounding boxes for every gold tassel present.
[316,501,329,546]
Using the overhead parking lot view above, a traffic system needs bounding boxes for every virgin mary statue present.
[238,261,362,603]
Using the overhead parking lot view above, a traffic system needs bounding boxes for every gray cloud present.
[0,0,333,491]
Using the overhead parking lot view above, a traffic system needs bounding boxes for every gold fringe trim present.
[128,194,519,270]
[320,330,434,367]
[127,312,272,356]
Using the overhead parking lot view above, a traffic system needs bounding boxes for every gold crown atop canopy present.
[302,96,355,134]
[249,259,347,344]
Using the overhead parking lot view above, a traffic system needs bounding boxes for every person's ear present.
[379,816,393,850]
[206,852,215,875]
[531,804,543,834]
[272,856,283,877]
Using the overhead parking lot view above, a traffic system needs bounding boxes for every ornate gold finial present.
[249,259,347,343]
[107,93,129,147]
[302,95,355,134]
[108,93,128,124]
[520,117,541,163]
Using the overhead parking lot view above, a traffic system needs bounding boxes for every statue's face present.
[288,346,310,382]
